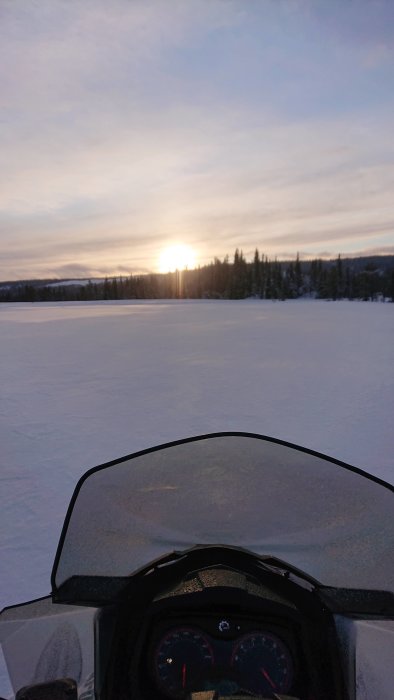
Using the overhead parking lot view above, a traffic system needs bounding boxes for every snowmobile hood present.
[51,432,394,600]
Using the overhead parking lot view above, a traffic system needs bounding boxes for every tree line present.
[1,250,394,303]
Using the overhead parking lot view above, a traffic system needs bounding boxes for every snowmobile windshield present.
[52,433,394,596]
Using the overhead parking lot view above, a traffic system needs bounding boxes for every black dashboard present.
[146,613,297,698]
[100,565,347,700]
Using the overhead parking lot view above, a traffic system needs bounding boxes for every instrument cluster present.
[148,614,297,699]
[105,565,347,700]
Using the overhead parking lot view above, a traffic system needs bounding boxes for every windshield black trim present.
[53,545,320,605]
[0,594,51,617]
[318,587,394,617]
[51,431,394,595]
[53,579,394,617]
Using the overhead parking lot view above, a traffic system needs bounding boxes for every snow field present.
[0,299,393,612]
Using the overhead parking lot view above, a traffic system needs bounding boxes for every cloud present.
[255,221,394,248]
[50,263,103,279]
[1,0,394,279]
[51,261,150,279]
[307,0,394,51]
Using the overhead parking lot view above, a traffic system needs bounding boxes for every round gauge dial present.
[231,631,293,696]
[154,627,214,698]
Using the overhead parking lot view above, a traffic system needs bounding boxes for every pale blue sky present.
[1,0,394,279]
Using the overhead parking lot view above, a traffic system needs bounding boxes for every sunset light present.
[158,245,197,273]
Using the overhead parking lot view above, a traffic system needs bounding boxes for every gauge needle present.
[182,663,186,689]
[261,668,276,690]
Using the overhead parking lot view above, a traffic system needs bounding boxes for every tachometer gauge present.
[154,627,214,698]
[231,631,293,696]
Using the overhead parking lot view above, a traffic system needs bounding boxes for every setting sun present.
[158,245,197,273]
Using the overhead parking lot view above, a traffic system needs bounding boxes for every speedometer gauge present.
[154,627,214,698]
[231,631,293,695]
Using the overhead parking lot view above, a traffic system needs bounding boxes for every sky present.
[1,0,394,280]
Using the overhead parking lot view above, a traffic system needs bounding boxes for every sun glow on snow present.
[158,245,197,273]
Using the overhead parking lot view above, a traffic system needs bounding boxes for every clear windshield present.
[53,434,394,593]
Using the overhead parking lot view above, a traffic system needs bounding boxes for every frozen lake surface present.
[1,299,393,612]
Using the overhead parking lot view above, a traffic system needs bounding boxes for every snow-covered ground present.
[1,299,393,614]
